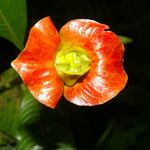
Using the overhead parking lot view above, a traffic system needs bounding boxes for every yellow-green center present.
[54,43,91,86]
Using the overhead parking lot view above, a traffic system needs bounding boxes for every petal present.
[25,16,60,62]
[61,19,127,106]
[59,19,108,47]
[11,17,64,108]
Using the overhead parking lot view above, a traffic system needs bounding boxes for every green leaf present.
[15,87,44,150]
[16,126,44,150]
[16,88,76,150]
[0,68,76,150]
[0,132,16,150]
[57,142,76,150]
[16,87,41,127]
[0,69,22,137]
[102,127,144,150]
[0,0,27,50]
[0,68,41,149]
[119,36,133,44]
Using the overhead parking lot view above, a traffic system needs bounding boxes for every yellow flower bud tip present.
[54,43,91,86]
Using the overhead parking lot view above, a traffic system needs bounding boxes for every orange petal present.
[11,17,63,108]
[61,19,127,106]
[60,19,109,43]
[25,16,60,62]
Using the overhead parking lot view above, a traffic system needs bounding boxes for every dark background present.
[0,0,150,149]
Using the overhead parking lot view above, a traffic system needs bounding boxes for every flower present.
[11,16,128,108]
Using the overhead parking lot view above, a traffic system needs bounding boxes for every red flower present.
[11,16,127,108]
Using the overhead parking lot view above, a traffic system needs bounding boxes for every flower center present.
[54,43,91,86]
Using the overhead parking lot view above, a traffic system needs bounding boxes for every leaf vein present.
[0,9,23,49]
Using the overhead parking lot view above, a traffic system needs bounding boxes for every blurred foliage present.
[0,69,75,150]
[0,0,150,150]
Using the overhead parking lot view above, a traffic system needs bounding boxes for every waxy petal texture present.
[11,17,64,108]
[60,19,127,106]
[12,17,127,108]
